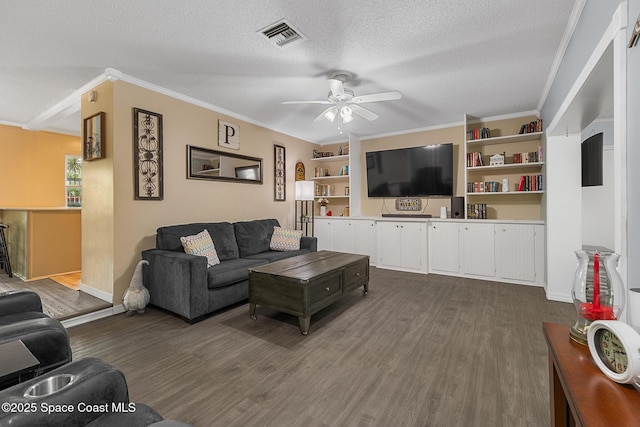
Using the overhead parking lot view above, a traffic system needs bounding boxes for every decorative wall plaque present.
[274,144,286,201]
[218,120,240,150]
[133,108,163,200]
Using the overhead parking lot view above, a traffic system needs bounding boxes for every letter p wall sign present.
[218,120,240,150]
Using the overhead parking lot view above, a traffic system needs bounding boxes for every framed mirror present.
[187,145,262,184]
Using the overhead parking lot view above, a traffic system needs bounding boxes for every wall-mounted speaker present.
[451,196,465,218]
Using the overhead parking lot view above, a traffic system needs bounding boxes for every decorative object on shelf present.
[343,206,350,216]
[570,248,625,345]
[489,153,505,166]
[345,186,350,196]
[318,197,329,216]
[395,198,421,211]
[294,181,315,236]
[502,178,509,192]
[338,144,349,155]
[218,119,239,150]
[274,144,286,201]
[83,112,106,161]
[629,13,640,48]
[587,320,640,390]
[187,145,262,183]
[295,161,305,181]
[133,108,163,200]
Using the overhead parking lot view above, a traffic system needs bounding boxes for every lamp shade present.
[295,181,315,201]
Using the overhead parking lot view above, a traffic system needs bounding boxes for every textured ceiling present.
[0,0,577,144]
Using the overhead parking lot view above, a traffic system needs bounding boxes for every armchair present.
[0,290,72,386]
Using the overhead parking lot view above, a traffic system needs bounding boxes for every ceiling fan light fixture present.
[340,106,353,123]
[324,108,337,122]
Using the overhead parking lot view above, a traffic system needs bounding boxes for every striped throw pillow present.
[270,226,303,251]
[180,229,220,267]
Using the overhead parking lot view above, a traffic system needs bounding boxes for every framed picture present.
[218,120,240,150]
[83,112,106,161]
[133,108,163,200]
[274,144,286,201]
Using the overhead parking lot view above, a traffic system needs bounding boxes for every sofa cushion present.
[156,222,239,261]
[270,226,303,251]
[180,229,220,267]
[244,248,311,263]
[234,219,280,257]
[206,258,268,289]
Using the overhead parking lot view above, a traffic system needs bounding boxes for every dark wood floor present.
[67,268,575,427]
[0,273,111,320]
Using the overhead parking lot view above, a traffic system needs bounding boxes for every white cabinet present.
[495,224,542,285]
[461,223,495,278]
[377,221,427,273]
[428,222,461,274]
[333,220,355,253]
[354,220,376,262]
[314,218,333,251]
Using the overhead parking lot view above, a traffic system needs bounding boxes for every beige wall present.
[358,125,464,217]
[81,81,317,303]
[0,125,81,208]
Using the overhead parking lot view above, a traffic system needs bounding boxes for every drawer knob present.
[355,272,360,276]
[325,287,330,292]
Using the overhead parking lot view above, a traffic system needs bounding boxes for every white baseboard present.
[61,304,125,328]
[545,290,573,303]
[79,283,113,303]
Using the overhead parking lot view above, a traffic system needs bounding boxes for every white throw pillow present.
[270,226,303,251]
[180,229,220,267]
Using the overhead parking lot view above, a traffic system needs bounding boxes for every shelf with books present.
[309,143,352,216]
[464,114,545,220]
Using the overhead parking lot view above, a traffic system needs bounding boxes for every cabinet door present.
[377,222,403,268]
[428,222,460,274]
[399,222,426,270]
[461,223,495,278]
[333,220,355,253]
[354,220,376,263]
[496,224,536,283]
[314,219,333,251]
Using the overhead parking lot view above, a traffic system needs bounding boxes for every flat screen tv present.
[581,132,603,187]
[366,143,454,197]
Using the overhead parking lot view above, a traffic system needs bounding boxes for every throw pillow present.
[270,226,303,251]
[180,229,220,267]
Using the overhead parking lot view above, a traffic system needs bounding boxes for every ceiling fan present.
[282,72,402,134]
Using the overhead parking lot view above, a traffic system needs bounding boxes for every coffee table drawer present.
[309,272,342,306]
[343,259,369,292]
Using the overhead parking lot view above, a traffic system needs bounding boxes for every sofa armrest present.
[300,236,317,252]
[0,290,43,315]
[141,249,209,321]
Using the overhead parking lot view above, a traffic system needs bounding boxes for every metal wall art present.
[274,144,286,201]
[133,108,163,200]
[83,112,106,161]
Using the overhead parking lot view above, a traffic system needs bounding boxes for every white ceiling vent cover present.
[258,20,306,48]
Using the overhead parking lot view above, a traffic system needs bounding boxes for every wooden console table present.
[543,322,640,426]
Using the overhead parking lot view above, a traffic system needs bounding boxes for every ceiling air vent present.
[258,20,306,48]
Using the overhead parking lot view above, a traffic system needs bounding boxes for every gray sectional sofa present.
[142,218,317,322]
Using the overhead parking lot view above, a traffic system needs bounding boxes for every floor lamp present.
[295,181,315,237]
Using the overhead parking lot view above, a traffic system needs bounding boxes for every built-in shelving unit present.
[310,149,350,216]
[463,114,544,220]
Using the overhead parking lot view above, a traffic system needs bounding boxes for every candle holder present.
[569,249,625,345]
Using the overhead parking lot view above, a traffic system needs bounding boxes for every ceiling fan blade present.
[282,100,331,104]
[352,91,402,103]
[314,106,338,122]
[350,104,379,121]
[327,79,345,97]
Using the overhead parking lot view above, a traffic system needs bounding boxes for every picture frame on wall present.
[133,108,164,200]
[274,144,286,201]
[83,112,106,161]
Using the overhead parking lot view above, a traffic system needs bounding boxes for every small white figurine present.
[122,260,150,316]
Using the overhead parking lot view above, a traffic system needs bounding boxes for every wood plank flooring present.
[67,268,575,427]
[0,273,111,320]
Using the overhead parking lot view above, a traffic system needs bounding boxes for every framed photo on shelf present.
[274,144,286,201]
[83,112,106,161]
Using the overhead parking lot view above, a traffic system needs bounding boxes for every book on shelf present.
[512,146,543,164]
[517,175,543,192]
[467,127,491,140]
[518,119,543,134]
[467,203,487,219]
[314,183,335,196]
[467,151,484,167]
[467,181,501,193]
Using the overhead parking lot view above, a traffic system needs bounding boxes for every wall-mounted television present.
[366,143,454,197]
[581,132,603,187]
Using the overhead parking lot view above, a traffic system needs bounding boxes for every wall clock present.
[587,320,640,390]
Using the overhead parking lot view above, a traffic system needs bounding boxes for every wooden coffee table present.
[249,251,369,335]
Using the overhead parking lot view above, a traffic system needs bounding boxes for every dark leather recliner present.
[0,290,72,385]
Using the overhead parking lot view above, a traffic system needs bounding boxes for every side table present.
[0,340,40,389]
